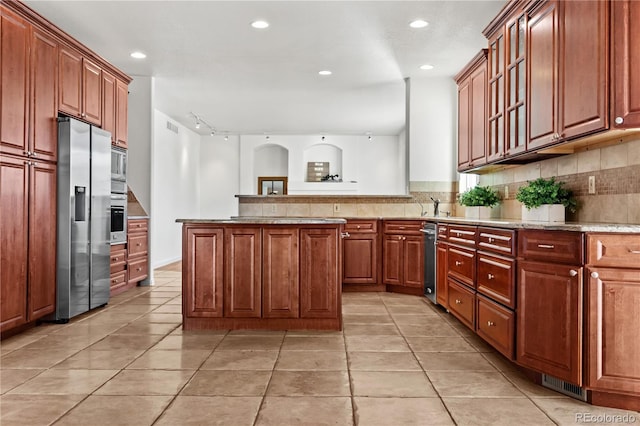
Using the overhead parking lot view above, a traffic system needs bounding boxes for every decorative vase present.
[521,204,565,222]
[464,206,499,219]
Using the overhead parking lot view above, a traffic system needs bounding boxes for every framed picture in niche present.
[258,176,288,195]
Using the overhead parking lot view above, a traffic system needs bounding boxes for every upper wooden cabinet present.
[115,79,128,148]
[455,50,488,171]
[59,46,102,126]
[1,8,58,163]
[527,0,609,150]
[612,0,640,128]
[101,71,116,144]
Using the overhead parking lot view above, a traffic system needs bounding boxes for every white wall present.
[254,145,288,177]
[199,135,241,218]
[151,110,201,268]
[239,134,405,195]
[408,77,458,182]
[127,76,153,212]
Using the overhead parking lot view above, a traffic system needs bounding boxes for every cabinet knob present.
[629,249,640,254]
[136,243,142,246]
[569,269,578,277]
[81,113,86,117]
[114,257,119,261]
[615,116,624,125]
[137,267,142,271]
[340,232,350,238]
[455,261,463,266]
[455,299,462,304]
[591,271,599,279]
[487,273,495,280]
[488,237,494,243]
[487,321,495,327]
[356,225,361,229]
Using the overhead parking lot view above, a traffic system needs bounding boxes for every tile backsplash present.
[478,137,640,224]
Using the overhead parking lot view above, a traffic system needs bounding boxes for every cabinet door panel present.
[447,279,475,331]
[403,235,424,288]
[477,295,515,360]
[300,228,338,318]
[383,235,403,285]
[447,245,476,288]
[436,242,448,307]
[27,161,56,320]
[477,252,516,309]
[82,58,101,126]
[470,60,487,166]
[101,71,116,144]
[559,0,608,139]
[457,80,471,169]
[587,268,640,394]
[58,47,82,117]
[527,1,558,149]
[115,79,128,148]
[263,228,299,318]
[0,155,29,331]
[517,260,582,385]
[0,8,29,156]
[343,234,378,284]
[224,228,261,318]
[30,28,58,162]
[184,227,224,318]
[612,0,640,128]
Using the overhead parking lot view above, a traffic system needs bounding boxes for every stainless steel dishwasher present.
[421,223,437,303]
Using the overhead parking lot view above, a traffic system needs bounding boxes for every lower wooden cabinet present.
[181,223,341,330]
[1,155,56,333]
[127,218,148,285]
[109,243,128,295]
[447,279,475,331]
[586,267,640,395]
[382,220,425,290]
[436,241,448,307]
[343,234,378,285]
[476,294,515,360]
[517,260,583,385]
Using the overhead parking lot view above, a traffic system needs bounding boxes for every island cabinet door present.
[382,235,403,285]
[263,228,299,318]
[224,228,262,318]
[300,228,339,318]
[183,227,224,318]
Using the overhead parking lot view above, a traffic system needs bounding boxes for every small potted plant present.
[516,177,577,222]
[459,185,501,219]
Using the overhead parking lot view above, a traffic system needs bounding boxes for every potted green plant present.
[516,177,577,222]
[459,185,501,219]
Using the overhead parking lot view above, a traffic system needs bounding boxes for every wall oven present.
[111,147,127,194]
[110,193,127,244]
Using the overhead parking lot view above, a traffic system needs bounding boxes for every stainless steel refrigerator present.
[55,117,111,321]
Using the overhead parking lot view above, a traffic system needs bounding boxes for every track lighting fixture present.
[266,135,270,141]
[189,112,216,136]
[366,132,372,141]
[224,135,229,141]
[321,135,325,141]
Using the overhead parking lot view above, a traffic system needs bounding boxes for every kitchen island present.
[177,218,346,330]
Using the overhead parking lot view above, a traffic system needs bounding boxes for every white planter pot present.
[464,206,499,219]
[521,204,565,222]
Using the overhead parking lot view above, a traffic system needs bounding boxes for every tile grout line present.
[251,330,286,426]
[381,295,460,426]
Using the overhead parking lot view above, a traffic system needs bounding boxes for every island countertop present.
[424,217,640,233]
[176,217,346,225]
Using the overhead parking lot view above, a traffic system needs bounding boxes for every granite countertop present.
[424,217,640,233]
[177,217,347,224]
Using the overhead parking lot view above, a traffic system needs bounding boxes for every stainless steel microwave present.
[111,147,127,182]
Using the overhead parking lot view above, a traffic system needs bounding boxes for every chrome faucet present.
[430,197,440,217]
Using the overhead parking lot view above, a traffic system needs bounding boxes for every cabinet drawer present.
[437,224,448,241]
[128,218,148,233]
[128,233,148,257]
[344,219,378,233]
[447,245,476,288]
[587,234,640,268]
[110,270,128,289]
[447,279,475,331]
[448,224,477,247]
[518,230,584,264]
[128,257,148,283]
[110,247,127,274]
[477,252,516,309]
[478,227,516,256]
[476,295,515,360]
[383,220,424,235]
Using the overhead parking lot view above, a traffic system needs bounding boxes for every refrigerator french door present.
[55,117,111,321]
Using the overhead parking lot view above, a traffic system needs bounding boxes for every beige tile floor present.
[1,265,638,425]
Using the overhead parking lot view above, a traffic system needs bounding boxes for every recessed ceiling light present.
[420,64,434,70]
[410,20,429,28]
[251,20,269,29]
[130,51,146,59]
[318,70,332,76]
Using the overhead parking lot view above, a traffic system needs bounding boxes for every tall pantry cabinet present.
[0,2,131,333]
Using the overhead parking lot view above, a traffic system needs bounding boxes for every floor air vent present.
[542,374,587,401]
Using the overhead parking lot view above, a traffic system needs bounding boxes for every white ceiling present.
[25,0,504,136]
